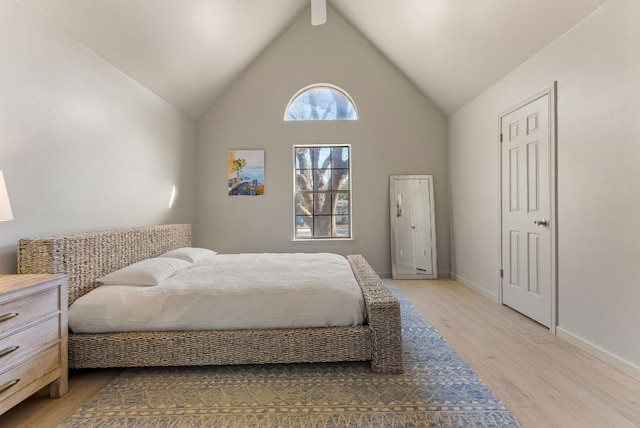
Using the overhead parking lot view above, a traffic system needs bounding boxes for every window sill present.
[291,237,355,242]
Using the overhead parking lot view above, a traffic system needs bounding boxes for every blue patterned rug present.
[60,284,521,427]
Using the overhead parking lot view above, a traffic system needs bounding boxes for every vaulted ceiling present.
[17,0,606,120]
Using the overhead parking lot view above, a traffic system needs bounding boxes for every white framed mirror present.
[390,175,437,279]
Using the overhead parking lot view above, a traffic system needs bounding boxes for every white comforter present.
[69,253,366,333]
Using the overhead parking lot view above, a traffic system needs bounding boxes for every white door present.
[500,89,555,328]
[410,179,431,272]
[394,179,417,275]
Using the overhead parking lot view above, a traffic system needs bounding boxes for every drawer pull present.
[0,345,19,359]
[0,379,19,394]
[0,312,18,323]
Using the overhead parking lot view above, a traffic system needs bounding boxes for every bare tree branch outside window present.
[287,84,355,238]
[295,145,350,238]
[286,86,357,121]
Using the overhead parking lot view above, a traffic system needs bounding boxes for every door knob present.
[534,219,549,227]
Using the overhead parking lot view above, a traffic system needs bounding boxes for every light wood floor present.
[395,279,640,428]
[2,278,639,427]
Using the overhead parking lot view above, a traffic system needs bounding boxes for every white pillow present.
[159,247,217,264]
[97,257,192,286]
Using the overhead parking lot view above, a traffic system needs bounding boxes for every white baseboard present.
[451,273,499,302]
[556,327,640,382]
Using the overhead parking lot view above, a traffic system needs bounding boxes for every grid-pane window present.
[294,145,351,239]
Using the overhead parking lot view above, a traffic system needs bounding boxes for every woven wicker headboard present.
[17,224,192,305]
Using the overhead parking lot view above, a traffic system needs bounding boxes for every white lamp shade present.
[0,170,14,221]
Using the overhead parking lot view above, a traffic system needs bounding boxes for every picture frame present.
[228,149,265,196]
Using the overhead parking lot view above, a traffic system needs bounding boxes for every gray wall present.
[195,7,449,277]
[0,1,196,273]
[449,0,640,376]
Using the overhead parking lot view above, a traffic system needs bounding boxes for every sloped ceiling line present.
[16,0,606,119]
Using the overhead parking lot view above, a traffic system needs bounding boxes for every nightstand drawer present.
[0,274,67,415]
[0,287,59,336]
[0,344,60,402]
[0,316,60,369]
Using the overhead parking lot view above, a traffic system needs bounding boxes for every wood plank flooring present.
[394,279,640,428]
[1,368,121,428]
[2,278,639,427]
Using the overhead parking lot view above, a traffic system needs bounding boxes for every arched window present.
[285,84,358,121]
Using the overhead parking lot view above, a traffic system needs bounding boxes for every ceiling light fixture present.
[311,0,327,26]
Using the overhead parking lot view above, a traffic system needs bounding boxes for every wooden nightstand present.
[0,274,68,415]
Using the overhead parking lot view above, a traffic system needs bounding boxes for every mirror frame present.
[389,174,438,279]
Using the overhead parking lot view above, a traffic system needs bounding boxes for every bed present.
[17,224,403,373]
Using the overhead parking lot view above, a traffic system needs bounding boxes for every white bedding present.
[68,253,366,333]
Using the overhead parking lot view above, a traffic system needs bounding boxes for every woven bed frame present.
[17,224,403,373]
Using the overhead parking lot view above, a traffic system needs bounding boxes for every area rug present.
[60,283,521,427]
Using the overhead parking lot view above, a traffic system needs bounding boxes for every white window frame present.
[292,144,353,241]
[285,83,359,121]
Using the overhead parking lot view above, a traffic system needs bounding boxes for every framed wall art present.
[228,149,265,196]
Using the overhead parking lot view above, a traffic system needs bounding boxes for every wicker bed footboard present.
[347,255,403,373]
[17,224,403,373]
